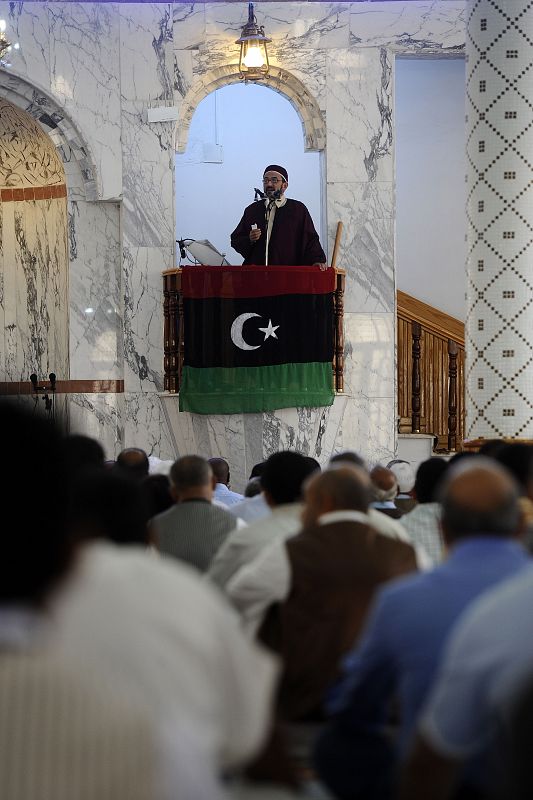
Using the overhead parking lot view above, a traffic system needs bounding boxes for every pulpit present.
[163,265,345,414]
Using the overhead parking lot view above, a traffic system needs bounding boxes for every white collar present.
[317,510,369,526]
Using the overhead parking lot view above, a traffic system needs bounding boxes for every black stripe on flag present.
[183,293,334,369]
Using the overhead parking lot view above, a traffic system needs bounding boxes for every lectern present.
[163,265,345,414]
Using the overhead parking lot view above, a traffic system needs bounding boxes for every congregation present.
[3,399,533,799]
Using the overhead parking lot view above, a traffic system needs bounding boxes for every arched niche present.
[0,97,69,382]
[175,65,326,155]
[0,71,98,200]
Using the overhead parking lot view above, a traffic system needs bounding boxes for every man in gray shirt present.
[152,455,238,572]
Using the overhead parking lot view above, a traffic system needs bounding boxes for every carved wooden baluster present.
[177,270,184,392]
[163,273,171,392]
[167,271,180,394]
[411,322,422,433]
[334,269,345,392]
[448,338,458,451]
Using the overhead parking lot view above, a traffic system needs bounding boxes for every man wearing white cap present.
[231,164,327,268]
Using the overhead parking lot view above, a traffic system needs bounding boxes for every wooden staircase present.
[397,291,465,453]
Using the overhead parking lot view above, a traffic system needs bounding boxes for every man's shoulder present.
[283,198,310,214]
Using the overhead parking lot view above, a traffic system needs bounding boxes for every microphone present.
[254,187,267,201]
[30,374,38,392]
[272,188,282,200]
[49,373,56,391]
[177,239,187,260]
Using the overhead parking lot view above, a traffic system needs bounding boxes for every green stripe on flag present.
[179,362,334,414]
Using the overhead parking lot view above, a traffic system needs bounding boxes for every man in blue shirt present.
[313,458,529,800]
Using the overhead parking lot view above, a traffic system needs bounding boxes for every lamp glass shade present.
[242,42,265,69]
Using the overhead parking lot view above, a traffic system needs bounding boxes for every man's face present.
[263,171,287,198]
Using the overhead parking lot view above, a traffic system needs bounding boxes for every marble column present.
[465,0,533,439]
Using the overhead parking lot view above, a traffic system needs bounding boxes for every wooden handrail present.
[397,290,464,347]
[397,290,465,451]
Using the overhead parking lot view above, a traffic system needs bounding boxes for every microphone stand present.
[29,372,56,421]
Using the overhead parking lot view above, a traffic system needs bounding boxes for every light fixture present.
[236,3,271,81]
[0,19,12,61]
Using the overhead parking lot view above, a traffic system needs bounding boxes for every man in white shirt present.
[208,452,319,590]
[1,402,222,800]
[209,457,245,506]
[53,542,278,773]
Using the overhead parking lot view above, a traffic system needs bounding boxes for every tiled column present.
[466,0,533,439]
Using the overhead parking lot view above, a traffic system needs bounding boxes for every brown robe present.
[230,198,326,266]
[258,520,417,722]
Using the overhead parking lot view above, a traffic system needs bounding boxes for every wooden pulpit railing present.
[163,267,345,396]
[397,291,465,452]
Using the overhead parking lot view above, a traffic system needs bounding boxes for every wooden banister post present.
[448,338,458,451]
[411,322,422,433]
[162,269,181,393]
[334,269,345,392]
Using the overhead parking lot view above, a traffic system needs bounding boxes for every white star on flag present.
[258,319,279,340]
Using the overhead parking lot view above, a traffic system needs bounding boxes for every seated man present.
[316,459,528,800]
[0,402,187,800]
[208,457,244,507]
[152,455,239,572]
[400,562,533,800]
[231,464,417,722]
[208,451,318,590]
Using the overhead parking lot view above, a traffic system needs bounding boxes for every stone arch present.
[175,65,326,154]
[0,71,98,200]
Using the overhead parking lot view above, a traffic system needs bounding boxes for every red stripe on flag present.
[181,265,335,298]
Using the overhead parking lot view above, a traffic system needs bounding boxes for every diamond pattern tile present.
[466,0,533,438]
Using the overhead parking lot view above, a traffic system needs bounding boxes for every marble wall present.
[0,1,466,479]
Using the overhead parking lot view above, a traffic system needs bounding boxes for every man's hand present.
[313,262,329,271]
[250,226,262,243]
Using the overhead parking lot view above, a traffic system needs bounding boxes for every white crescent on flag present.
[230,313,261,351]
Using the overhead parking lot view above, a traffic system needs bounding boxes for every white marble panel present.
[68,199,122,380]
[174,49,195,100]
[122,104,175,247]
[119,3,174,104]
[350,1,466,52]
[159,395,350,491]
[67,392,124,460]
[123,390,176,461]
[342,312,395,399]
[48,3,122,200]
[122,245,173,392]
[204,3,350,50]
[173,3,206,51]
[334,395,396,466]
[0,1,50,83]
[326,48,393,183]
[267,44,327,113]
[328,181,394,312]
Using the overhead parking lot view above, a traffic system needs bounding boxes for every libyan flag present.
[179,265,335,415]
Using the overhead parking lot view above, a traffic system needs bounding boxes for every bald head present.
[115,447,149,481]
[170,455,214,502]
[302,465,372,528]
[440,458,521,543]
[370,466,398,503]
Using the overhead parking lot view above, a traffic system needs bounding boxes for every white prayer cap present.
[387,459,415,493]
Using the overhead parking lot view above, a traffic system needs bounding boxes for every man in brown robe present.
[230,164,327,268]
[258,465,418,722]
